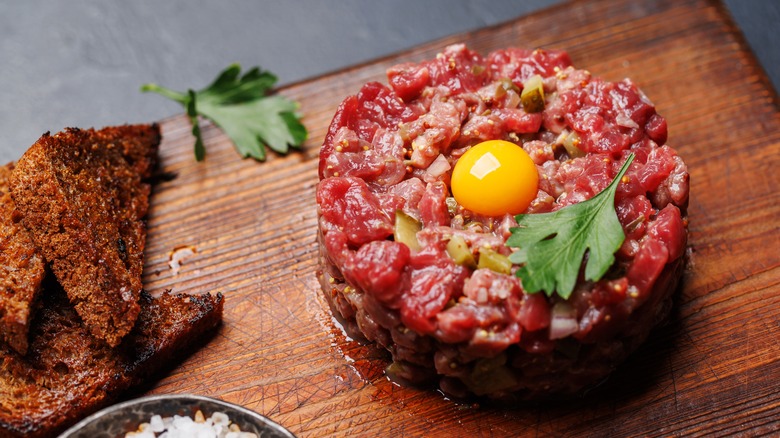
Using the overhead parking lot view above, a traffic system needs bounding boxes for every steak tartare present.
[316,44,688,400]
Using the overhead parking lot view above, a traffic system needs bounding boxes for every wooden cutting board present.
[140,0,780,436]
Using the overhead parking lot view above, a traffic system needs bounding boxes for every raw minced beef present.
[316,44,689,400]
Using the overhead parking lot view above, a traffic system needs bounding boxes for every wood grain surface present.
[138,0,780,436]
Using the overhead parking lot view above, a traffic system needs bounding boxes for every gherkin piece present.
[499,78,521,94]
[521,74,545,113]
[477,247,512,274]
[445,196,458,215]
[394,210,422,251]
[446,235,477,268]
[562,131,585,158]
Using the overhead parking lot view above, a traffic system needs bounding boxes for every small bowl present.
[59,394,296,438]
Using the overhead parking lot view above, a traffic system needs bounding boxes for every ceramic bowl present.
[59,394,296,438]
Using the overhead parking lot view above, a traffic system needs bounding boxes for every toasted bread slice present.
[10,125,161,346]
[0,285,223,438]
[0,162,46,355]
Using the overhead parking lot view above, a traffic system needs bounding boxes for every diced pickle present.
[446,235,477,268]
[500,78,521,94]
[562,131,585,158]
[477,247,512,274]
[394,210,421,251]
[521,74,545,113]
[445,196,458,215]
[494,78,519,100]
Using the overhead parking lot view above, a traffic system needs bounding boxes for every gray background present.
[0,0,777,163]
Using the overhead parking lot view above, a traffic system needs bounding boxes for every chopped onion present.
[505,89,521,109]
[549,302,579,340]
[426,153,451,178]
[616,112,639,129]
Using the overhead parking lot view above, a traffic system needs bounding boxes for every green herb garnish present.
[507,154,634,299]
[141,64,307,161]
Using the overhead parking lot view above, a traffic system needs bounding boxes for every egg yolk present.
[451,140,539,216]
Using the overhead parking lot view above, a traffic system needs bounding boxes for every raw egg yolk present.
[451,140,539,216]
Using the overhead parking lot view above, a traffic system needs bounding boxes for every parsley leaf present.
[141,64,307,161]
[506,154,635,299]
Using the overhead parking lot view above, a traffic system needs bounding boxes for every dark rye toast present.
[0,285,224,438]
[0,163,46,355]
[10,125,161,347]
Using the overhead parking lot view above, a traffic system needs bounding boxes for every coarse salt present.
[125,410,257,438]
[149,415,165,433]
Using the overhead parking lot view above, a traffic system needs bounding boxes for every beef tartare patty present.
[316,44,689,400]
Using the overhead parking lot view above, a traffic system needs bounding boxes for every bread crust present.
[0,124,227,437]
[10,125,161,347]
[0,286,224,438]
[0,162,45,355]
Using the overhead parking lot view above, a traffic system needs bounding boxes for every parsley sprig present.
[141,64,307,161]
[507,154,634,299]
